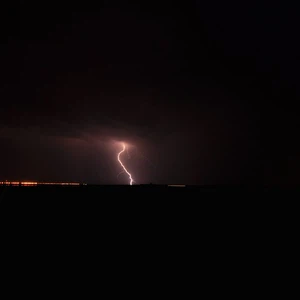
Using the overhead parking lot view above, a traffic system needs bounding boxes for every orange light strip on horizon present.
[0,181,80,186]
[39,182,80,186]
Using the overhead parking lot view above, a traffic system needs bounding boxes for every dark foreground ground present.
[0,184,297,263]
[0,183,295,197]
[0,184,298,202]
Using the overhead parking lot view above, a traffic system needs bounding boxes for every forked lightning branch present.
[117,143,134,185]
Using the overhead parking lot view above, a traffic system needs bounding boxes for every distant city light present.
[0,181,80,186]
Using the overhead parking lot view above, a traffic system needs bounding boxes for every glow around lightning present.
[117,143,134,185]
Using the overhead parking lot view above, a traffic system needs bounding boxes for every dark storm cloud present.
[1,1,299,184]
[0,3,187,143]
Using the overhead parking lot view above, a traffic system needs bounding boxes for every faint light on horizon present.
[22,181,38,186]
[0,181,80,186]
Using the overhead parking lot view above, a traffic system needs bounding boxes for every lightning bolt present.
[117,143,134,185]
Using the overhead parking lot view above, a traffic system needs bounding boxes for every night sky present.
[1,1,299,185]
